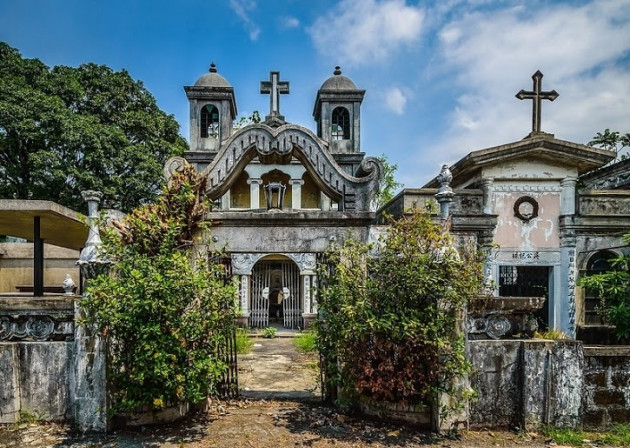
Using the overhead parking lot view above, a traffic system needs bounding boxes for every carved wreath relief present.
[514,196,539,222]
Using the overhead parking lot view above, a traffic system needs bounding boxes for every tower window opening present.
[201,104,220,138]
[331,107,350,140]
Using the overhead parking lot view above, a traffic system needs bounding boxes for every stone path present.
[238,335,320,400]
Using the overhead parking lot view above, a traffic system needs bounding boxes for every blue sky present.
[1,0,629,188]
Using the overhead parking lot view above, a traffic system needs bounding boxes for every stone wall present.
[469,340,630,430]
[468,339,583,430]
[582,346,630,429]
[0,342,72,423]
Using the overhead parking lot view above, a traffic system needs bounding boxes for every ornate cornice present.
[165,123,383,212]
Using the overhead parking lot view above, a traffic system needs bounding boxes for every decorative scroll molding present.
[451,194,484,215]
[165,124,383,211]
[286,253,317,272]
[231,252,318,275]
[231,253,266,275]
[0,315,73,342]
[578,196,630,216]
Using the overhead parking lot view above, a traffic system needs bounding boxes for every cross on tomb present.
[516,70,559,135]
[260,71,289,123]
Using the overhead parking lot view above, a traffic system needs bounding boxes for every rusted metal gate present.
[316,252,336,403]
[211,254,239,398]
[250,260,301,329]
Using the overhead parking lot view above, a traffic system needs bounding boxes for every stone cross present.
[516,70,559,134]
[260,71,289,123]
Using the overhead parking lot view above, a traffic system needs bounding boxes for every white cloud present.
[384,87,408,115]
[420,0,630,171]
[229,0,261,41]
[308,0,425,66]
[281,16,300,29]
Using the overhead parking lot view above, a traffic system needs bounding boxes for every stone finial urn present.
[62,274,76,296]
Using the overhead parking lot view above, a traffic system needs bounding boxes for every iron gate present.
[250,260,302,329]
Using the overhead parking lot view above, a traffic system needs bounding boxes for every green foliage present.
[262,326,277,339]
[236,328,254,354]
[599,423,630,446]
[233,111,261,130]
[540,426,587,446]
[588,128,630,161]
[0,42,187,212]
[533,329,568,340]
[541,424,630,447]
[15,409,45,425]
[372,153,403,210]
[293,331,317,353]
[81,167,237,414]
[579,233,630,342]
[316,209,484,413]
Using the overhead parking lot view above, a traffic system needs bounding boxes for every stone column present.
[221,191,230,210]
[560,176,578,216]
[320,192,331,211]
[301,273,317,329]
[289,179,304,210]
[559,230,578,338]
[481,177,494,215]
[237,274,250,327]
[73,191,108,432]
[248,178,262,209]
[311,274,318,313]
[302,275,311,314]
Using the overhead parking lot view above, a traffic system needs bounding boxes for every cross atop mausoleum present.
[516,70,559,135]
[260,71,289,125]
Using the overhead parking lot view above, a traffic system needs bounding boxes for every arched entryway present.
[250,255,302,329]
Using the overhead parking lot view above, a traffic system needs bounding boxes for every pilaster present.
[289,179,304,209]
[248,178,262,209]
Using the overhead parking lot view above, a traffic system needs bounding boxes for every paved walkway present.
[238,335,320,400]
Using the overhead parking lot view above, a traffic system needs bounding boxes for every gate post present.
[73,191,109,432]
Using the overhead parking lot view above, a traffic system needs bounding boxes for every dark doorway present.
[499,265,551,328]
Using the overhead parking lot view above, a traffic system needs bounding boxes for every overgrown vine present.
[316,209,484,415]
[80,166,237,414]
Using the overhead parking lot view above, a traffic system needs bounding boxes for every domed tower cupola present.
[184,62,237,154]
[313,66,365,157]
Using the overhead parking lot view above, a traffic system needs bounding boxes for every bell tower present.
[313,67,365,175]
[184,63,237,168]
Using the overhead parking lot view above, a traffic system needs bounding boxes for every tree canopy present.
[0,42,187,213]
[588,129,630,161]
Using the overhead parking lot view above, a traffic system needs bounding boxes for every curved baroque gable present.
[166,123,383,211]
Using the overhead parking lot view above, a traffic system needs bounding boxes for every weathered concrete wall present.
[582,346,630,429]
[468,340,522,427]
[469,339,583,429]
[0,341,72,422]
[0,344,20,423]
[0,243,80,293]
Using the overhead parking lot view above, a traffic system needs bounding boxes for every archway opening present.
[250,255,302,330]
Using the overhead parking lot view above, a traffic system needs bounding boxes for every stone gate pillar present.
[73,191,109,432]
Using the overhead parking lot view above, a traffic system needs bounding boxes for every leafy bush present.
[236,328,254,354]
[579,233,630,342]
[263,327,277,339]
[293,331,317,353]
[81,166,237,414]
[316,209,484,413]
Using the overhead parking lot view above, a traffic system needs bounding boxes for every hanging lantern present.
[263,181,286,209]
